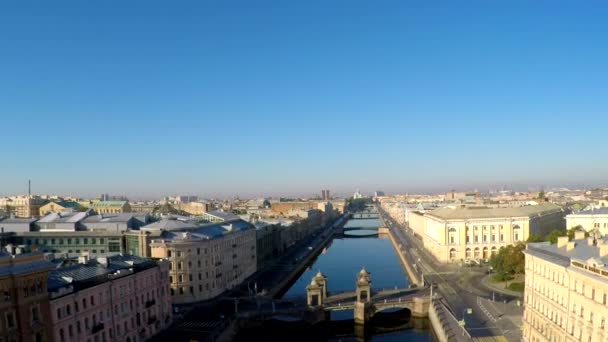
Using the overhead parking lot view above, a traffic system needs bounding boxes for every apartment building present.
[0,252,55,342]
[408,203,566,262]
[523,232,608,342]
[566,207,608,236]
[0,196,46,218]
[48,255,172,342]
[149,219,257,304]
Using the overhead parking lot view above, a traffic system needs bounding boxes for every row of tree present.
[490,226,587,283]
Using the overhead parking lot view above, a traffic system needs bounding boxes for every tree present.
[527,234,543,242]
[545,229,568,244]
[538,190,546,200]
[489,243,526,287]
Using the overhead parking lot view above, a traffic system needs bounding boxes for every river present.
[235,217,432,341]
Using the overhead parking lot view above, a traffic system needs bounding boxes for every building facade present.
[0,196,46,218]
[523,232,608,342]
[408,203,566,263]
[0,252,54,342]
[566,208,608,236]
[90,202,132,214]
[149,219,257,304]
[38,202,82,216]
[48,255,172,342]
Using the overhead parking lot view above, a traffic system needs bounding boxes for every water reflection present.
[234,218,432,341]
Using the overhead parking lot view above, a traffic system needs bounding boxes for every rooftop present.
[570,207,608,216]
[47,255,159,294]
[142,218,199,231]
[82,213,148,224]
[38,211,89,223]
[155,219,254,242]
[204,210,240,222]
[426,203,562,220]
[91,201,128,208]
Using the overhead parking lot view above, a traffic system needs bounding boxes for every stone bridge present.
[304,269,430,324]
[233,269,430,326]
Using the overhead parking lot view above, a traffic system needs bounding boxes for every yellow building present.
[149,219,257,304]
[90,200,131,213]
[408,203,566,263]
[566,208,608,236]
[523,232,608,342]
[38,201,82,216]
[0,196,46,218]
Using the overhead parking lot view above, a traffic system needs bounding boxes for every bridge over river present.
[234,269,430,325]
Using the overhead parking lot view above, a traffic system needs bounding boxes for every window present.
[77,321,81,333]
[167,250,171,257]
[197,248,200,255]
[57,308,62,319]
[91,295,95,306]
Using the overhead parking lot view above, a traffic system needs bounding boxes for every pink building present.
[48,255,172,342]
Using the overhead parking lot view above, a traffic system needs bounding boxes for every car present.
[464,259,479,266]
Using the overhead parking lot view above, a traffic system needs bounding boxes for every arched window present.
[449,248,457,260]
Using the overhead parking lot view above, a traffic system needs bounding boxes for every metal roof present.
[426,203,563,220]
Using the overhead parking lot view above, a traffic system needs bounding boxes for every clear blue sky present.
[1,1,607,198]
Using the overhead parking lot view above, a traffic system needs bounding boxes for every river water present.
[235,218,432,341]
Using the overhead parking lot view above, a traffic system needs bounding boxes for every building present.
[18,231,124,257]
[321,190,330,201]
[48,255,172,342]
[566,208,608,236]
[149,219,257,304]
[176,202,210,216]
[0,252,55,342]
[0,196,46,218]
[90,201,132,214]
[523,232,608,342]
[16,213,147,258]
[0,216,38,233]
[408,203,566,262]
[353,190,363,199]
[200,210,240,223]
[81,213,150,232]
[36,212,90,232]
[38,201,82,216]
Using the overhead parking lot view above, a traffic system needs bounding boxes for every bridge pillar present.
[313,271,327,300]
[411,295,431,318]
[354,268,373,325]
[355,268,371,303]
[306,277,324,307]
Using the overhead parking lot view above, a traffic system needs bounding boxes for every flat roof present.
[426,203,562,220]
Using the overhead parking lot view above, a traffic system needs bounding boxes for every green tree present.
[527,234,543,242]
[489,243,526,287]
[538,190,546,200]
[545,229,568,244]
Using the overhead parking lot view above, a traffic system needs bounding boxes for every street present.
[377,207,523,341]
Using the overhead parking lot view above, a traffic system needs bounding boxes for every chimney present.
[600,241,608,257]
[574,230,586,240]
[557,236,569,248]
[588,237,595,246]
[567,241,576,251]
[78,252,90,264]
[97,257,108,267]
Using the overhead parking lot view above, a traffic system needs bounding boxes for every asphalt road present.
[377,207,523,341]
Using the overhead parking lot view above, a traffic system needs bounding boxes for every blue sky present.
[1,1,607,198]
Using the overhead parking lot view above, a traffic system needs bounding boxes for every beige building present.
[149,219,257,304]
[566,208,608,236]
[408,203,566,262]
[0,196,46,218]
[38,201,82,216]
[523,232,608,342]
[176,202,210,216]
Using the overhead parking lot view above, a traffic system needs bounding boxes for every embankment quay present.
[377,204,524,341]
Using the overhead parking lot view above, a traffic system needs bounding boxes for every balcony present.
[92,322,105,334]
[145,299,156,308]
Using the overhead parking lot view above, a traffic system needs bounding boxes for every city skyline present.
[2,1,608,197]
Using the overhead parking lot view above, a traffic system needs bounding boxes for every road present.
[377,206,523,341]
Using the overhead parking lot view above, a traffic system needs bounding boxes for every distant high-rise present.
[321,189,330,201]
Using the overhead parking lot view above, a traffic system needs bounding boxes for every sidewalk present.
[480,275,523,298]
